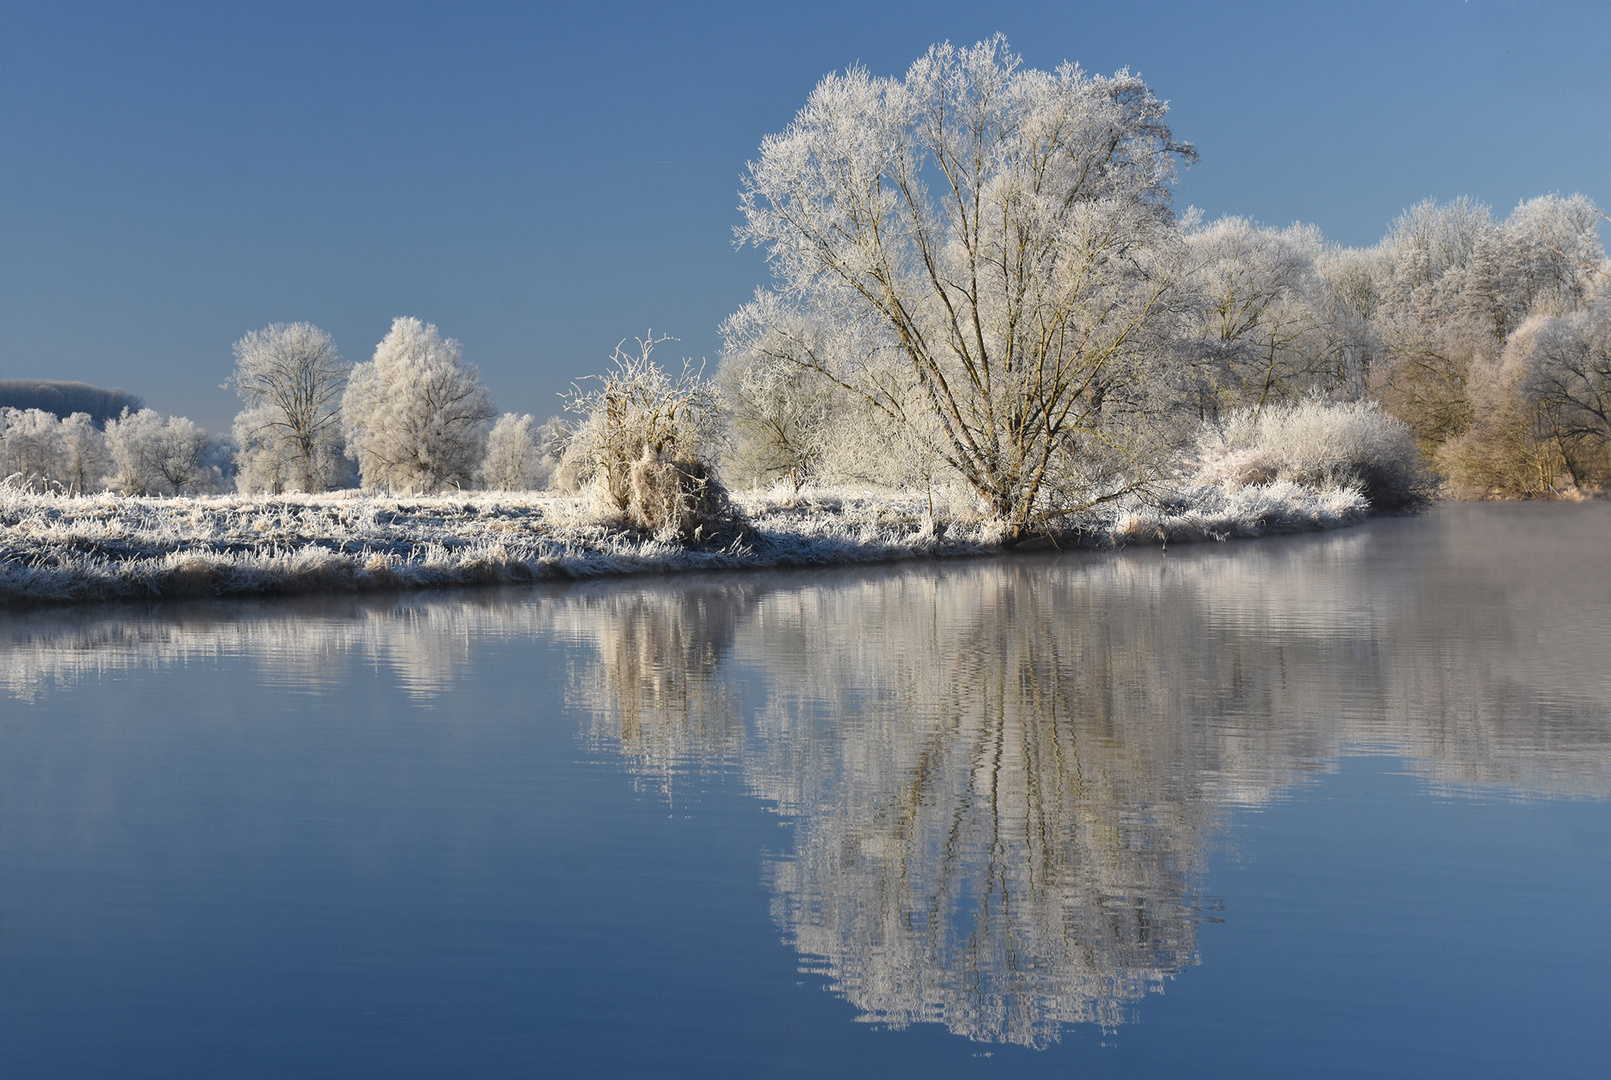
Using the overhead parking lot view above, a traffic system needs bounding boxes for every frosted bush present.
[1195,399,1428,508]
[559,334,738,541]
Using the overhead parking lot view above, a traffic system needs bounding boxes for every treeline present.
[5,190,1603,509]
[719,194,1607,501]
[0,317,570,498]
[5,39,1607,528]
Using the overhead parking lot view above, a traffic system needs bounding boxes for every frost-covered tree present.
[1515,294,1611,488]
[228,322,349,493]
[720,291,950,495]
[104,408,222,495]
[735,36,1195,539]
[341,317,496,492]
[534,415,571,480]
[57,412,112,493]
[1368,194,1605,463]
[718,292,855,491]
[0,408,114,493]
[479,412,547,491]
[1184,218,1336,419]
[0,408,68,488]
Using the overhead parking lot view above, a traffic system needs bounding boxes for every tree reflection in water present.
[3,506,1609,1046]
[562,509,1611,1045]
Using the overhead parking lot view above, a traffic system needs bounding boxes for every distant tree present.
[0,408,67,488]
[341,317,496,492]
[228,322,350,493]
[0,380,142,426]
[717,293,838,491]
[0,408,114,493]
[534,416,571,481]
[104,408,221,495]
[58,412,112,493]
[1360,194,1607,492]
[1518,295,1611,488]
[734,36,1195,539]
[1462,194,1604,341]
[479,413,545,491]
[1184,218,1336,420]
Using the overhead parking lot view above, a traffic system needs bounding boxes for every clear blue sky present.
[2,0,1607,431]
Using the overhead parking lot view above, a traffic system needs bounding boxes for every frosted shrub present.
[1196,399,1427,508]
[559,334,736,541]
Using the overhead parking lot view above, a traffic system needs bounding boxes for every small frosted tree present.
[0,408,68,488]
[58,412,112,493]
[228,322,349,492]
[341,317,496,492]
[104,408,221,495]
[719,290,952,496]
[479,412,546,491]
[717,293,839,490]
[535,416,571,480]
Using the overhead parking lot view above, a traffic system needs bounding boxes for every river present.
[1,503,1606,1078]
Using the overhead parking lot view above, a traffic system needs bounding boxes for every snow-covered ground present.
[0,481,1369,605]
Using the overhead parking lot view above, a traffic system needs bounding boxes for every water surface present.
[1,503,1607,1077]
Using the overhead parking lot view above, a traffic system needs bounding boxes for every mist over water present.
[1,503,1607,1076]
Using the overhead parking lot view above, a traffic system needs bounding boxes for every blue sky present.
[2,0,1607,431]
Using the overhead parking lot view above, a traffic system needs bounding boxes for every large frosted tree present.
[734,36,1195,539]
[341,317,496,492]
[228,322,349,493]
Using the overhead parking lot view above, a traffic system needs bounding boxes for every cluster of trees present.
[1,317,568,498]
[712,37,1609,529]
[231,315,564,496]
[0,405,231,496]
[8,38,1605,524]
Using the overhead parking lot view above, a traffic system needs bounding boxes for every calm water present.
[1,503,1607,1078]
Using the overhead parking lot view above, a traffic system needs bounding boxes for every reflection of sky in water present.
[2,503,1609,1056]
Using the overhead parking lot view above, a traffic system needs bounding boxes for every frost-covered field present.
[0,481,1369,605]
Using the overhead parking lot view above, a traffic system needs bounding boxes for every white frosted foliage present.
[341,317,496,493]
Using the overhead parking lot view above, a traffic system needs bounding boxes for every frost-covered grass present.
[0,479,1369,605]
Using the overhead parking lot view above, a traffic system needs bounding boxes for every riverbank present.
[0,481,1370,605]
